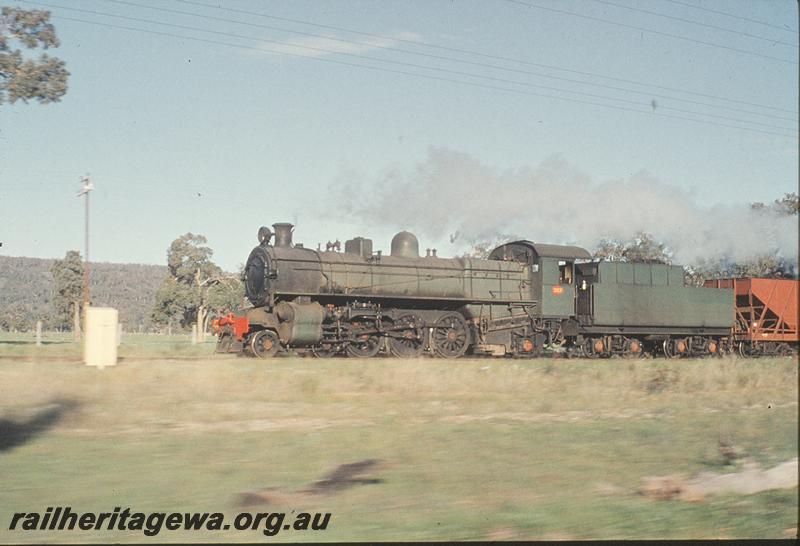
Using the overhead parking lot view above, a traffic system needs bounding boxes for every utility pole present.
[77,175,94,336]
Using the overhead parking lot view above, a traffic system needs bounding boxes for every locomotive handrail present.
[275,254,525,274]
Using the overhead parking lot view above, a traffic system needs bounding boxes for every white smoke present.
[331,148,798,266]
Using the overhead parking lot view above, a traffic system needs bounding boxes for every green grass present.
[0,343,796,541]
[0,331,216,359]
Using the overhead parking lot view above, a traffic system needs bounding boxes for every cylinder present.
[284,302,324,345]
[275,301,295,322]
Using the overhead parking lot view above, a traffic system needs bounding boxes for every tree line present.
[0,255,166,332]
[0,234,244,334]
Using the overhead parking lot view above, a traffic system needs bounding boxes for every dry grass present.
[1,355,795,436]
[0,348,796,542]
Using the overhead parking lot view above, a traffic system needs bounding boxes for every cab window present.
[558,261,573,284]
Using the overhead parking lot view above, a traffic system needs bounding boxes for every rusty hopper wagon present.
[704,277,798,357]
[213,223,740,359]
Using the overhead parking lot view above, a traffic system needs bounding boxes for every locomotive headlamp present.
[258,226,273,245]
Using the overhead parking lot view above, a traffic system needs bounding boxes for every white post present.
[191,324,197,345]
[35,320,42,347]
[84,307,118,368]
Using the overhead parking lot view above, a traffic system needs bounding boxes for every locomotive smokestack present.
[273,223,294,248]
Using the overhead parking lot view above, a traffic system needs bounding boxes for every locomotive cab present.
[488,241,592,319]
[539,257,576,318]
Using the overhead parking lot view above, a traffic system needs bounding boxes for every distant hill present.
[0,255,166,331]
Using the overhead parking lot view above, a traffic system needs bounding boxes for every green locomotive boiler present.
[214,223,733,358]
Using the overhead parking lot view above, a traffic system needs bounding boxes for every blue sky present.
[0,0,797,271]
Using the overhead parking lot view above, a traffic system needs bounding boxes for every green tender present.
[592,262,733,328]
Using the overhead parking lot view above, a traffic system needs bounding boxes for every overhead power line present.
[664,0,799,34]
[500,0,798,65]
[41,12,797,140]
[70,0,794,123]
[24,0,797,132]
[170,0,798,115]
[587,0,797,48]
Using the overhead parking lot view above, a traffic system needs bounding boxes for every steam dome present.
[391,231,419,258]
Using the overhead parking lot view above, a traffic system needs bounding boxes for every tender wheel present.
[388,315,426,358]
[707,339,722,357]
[250,329,281,358]
[624,338,644,358]
[663,338,686,359]
[432,312,470,358]
[580,337,603,358]
[345,320,382,358]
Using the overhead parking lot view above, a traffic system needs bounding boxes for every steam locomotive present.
[212,223,797,358]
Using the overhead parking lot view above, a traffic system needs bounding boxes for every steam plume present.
[331,148,797,266]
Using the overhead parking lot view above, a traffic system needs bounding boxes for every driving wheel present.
[432,312,469,358]
[388,314,426,358]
